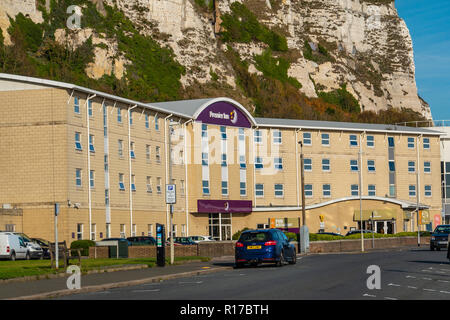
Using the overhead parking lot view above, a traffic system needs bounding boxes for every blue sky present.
[396,1,450,120]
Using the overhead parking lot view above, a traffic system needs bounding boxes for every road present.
[58,247,450,300]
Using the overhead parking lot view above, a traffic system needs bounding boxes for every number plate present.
[247,245,261,249]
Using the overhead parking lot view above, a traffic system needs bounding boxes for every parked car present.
[189,235,215,243]
[12,233,43,259]
[101,238,132,246]
[345,230,374,237]
[430,224,450,251]
[0,232,32,260]
[167,237,197,245]
[127,236,157,246]
[30,238,50,259]
[235,229,296,268]
[317,232,344,237]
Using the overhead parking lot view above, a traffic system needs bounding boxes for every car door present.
[279,231,293,259]
[15,236,27,258]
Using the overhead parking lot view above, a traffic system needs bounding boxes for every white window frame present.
[157,177,162,194]
[77,223,83,240]
[424,161,431,173]
[118,139,123,157]
[407,137,415,149]
[91,223,96,241]
[322,184,331,198]
[366,135,375,148]
[273,130,282,144]
[351,184,359,196]
[304,158,312,171]
[409,185,416,197]
[367,160,376,172]
[349,135,358,147]
[274,184,284,198]
[255,183,264,198]
[90,170,95,188]
[321,133,330,146]
[146,176,153,193]
[425,185,432,197]
[322,159,330,172]
[408,161,416,173]
[368,184,376,196]
[305,184,313,198]
[75,132,82,150]
[89,134,95,153]
[76,168,82,187]
[119,173,125,191]
[303,132,312,146]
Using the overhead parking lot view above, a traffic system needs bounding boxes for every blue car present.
[235,229,296,268]
[430,225,450,251]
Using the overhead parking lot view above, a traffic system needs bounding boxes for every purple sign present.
[197,200,253,214]
[196,101,252,128]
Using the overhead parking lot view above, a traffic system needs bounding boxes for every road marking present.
[179,281,203,284]
[438,280,450,283]
[440,290,450,294]
[131,289,160,293]
[406,276,416,279]
[407,286,417,289]
[363,293,376,298]
[384,297,398,300]
[388,283,401,287]
[423,288,436,292]
[422,278,432,281]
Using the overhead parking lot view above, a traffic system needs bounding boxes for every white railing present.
[395,120,450,127]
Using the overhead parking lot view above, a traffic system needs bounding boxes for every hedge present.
[70,240,96,256]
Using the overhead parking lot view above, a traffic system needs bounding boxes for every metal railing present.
[394,120,450,127]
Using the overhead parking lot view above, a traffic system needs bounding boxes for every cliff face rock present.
[0,0,431,119]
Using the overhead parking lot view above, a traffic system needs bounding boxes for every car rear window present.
[239,232,272,242]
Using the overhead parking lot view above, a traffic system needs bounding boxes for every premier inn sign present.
[196,101,252,128]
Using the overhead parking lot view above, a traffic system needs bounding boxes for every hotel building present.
[0,74,443,243]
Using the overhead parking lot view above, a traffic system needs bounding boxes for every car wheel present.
[10,252,16,261]
[277,251,285,267]
[289,251,297,265]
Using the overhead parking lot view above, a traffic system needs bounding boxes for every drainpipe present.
[128,105,138,237]
[416,134,422,246]
[164,114,173,244]
[253,126,258,209]
[184,119,193,236]
[86,94,96,241]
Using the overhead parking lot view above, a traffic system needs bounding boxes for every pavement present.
[0,256,237,300]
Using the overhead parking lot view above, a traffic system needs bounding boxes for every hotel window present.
[274,184,284,197]
[118,140,123,157]
[89,135,95,153]
[202,180,210,195]
[156,146,161,163]
[423,138,430,150]
[368,185,376,196]
[181,224,186,237]
[322,184,331,198]
[202,124,208,138]
[91,223,96,241]
[117,108,122,123]
[130,142,136,159]
[145,114,149,129]
[305,184,313,198]
[254,130,262,144]
[255,184,264,197]
[131,174,136,192]
[146,176,152,193]
[221,154,227,167]
[77,223,83,240]
[75,132,82,150]
[129,110,133,125]
[303,132,312,146]
[367,135,374,147]
[349,135,358,147]
[89,170,95,188]
[408,161,415,173]
[367,160,376,172]
[202,152,209,166]
[119,173,125,190]
[131,224,136,237]
[157,177,162,194]
[179,150,184,164]
[274,157,283,170]
[389,184,396,197]
[424,161,431,173]
[220,126,227,140]
[407,137,415,149]
[409,185,416,197]
[180,180,185,195]
[389,160,396,172]
[222,181,228,196]
[148,224,153,236]
[322,159,330,172]
[321,133,330,146]
[350,160,359,172]
[388,136,395,148]
[155,115,159,131]
[425,185,432,197]
[239,155,246,169]
[273,130,282,144]
[304,158,312,171]
[146,145,151,162]
[120,224,126,238]
[75,168,82,187]
[88,100,93,117]
[351,184,359,196]
[240,182,246,196]
[74,96,80,114]
[255,157,263,169]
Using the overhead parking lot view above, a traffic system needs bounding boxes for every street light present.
[298,140,308,254]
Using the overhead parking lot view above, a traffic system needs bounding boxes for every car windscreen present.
[434,226,450,234]
[239,232,272,243]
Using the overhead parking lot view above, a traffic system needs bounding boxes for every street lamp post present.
[298,140,308,254]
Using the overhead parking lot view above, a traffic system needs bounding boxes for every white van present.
[0,232,30,260]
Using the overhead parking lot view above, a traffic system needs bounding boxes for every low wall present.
[89,237,431,258]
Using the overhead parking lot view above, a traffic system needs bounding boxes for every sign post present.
[54,203,59,270]
[166,184,176,264]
